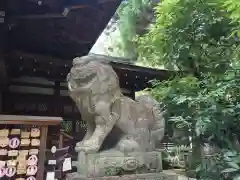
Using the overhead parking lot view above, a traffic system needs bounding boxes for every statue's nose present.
[72,57,81,66]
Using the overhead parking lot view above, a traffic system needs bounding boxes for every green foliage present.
[151,68,240,149]
[137,0,238,71]
[138,0,240,140]
[108,0,152,58]
[223,0,240,23]
[196,151,240,179]
[136,0,240,178]
[222,0,240,65]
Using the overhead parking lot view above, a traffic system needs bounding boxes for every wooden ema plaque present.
[0,115,62,180]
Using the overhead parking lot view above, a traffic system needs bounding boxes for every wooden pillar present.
[0,92,2,113]
[59,129,64,148]
[53,81,61,116]
[0,0,8,112]
[0,57,7,113]
[0,0,6,52]
[37,126,48,180]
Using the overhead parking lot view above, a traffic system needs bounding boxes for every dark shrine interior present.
[0,0,172,117]
[0,0,172,153]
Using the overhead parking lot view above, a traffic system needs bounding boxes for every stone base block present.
[66,172,178,180]
[76,150,163,177]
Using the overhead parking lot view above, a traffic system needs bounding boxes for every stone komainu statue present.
[67,55,165,153]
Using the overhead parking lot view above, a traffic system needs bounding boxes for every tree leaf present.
[221,168,238,173]
[234,174,240,180]
[227,162,240,169]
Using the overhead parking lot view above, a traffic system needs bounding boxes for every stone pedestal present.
[74,149,163,177]
[66,172,178,180]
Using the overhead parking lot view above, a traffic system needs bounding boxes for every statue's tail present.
[135,95,165,144]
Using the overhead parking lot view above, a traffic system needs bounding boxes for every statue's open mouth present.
[67,70,96,91]
[70,66,96,80]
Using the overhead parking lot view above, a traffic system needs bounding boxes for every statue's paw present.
[76,141,84,147]
[83,139,99,147]
[75,141,83,152]
[75,145,99,153]
[75,139,100,153]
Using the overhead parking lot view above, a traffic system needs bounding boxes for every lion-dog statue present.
[67,55,165,154]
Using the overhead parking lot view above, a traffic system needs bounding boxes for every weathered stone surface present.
[67,55,165,154]
[66,172,178,180]
[76,150,163,177]
[67,55,165,177]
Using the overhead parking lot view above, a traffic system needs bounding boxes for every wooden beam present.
[0,58,7,87]
[6,51,175,91]
[14,13,67,19]
[0,114,63,125]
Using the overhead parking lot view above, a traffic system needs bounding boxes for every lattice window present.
[63,105,73,114]
[76,120,86,132]
[38,103,47,112]
[14,102,25,111]
[60,121,72,133]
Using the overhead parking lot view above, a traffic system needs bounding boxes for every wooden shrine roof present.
[5,0,122,59]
